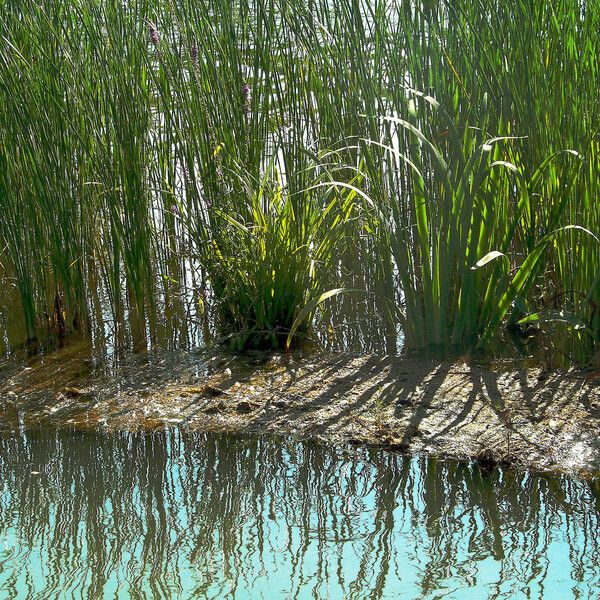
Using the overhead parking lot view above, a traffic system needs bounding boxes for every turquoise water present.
[0,429,598,599]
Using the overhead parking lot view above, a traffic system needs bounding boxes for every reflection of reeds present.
[0,430,597,597]
[0,1,598,360]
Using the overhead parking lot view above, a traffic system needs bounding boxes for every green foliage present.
[191,152,356,349]
[0,0,598,360]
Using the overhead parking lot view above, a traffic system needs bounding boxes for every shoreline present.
[1,346,599,479]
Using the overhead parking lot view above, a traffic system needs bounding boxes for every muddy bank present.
[1,344,599,478]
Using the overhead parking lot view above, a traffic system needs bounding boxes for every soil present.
[1,343,599,478]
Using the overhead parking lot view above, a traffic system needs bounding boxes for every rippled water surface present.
[0,429,598,599]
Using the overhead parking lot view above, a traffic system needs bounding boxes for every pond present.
[0,428,598,599]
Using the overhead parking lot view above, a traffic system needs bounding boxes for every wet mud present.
[1,343,599,478]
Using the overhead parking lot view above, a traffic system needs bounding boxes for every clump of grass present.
[362,93,595,354]
[185,150,356,349]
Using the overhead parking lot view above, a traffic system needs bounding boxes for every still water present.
[0,429,598,599]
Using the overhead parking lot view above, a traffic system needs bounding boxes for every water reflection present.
[0,429,597,599]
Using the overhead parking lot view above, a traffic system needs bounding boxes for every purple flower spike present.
[242,82,251,116]
[148,22,160,46]
[191,41,198,63]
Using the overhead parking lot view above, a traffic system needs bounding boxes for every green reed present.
[0,0,598,360]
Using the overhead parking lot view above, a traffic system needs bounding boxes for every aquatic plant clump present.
[0,0,598,360]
